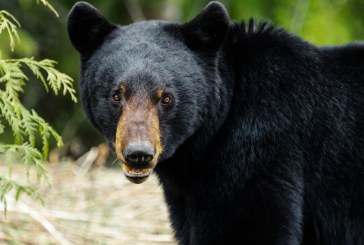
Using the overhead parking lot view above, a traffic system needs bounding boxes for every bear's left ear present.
[182,1,229,52]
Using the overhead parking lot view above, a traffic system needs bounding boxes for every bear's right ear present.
[67,2,117,58]
[181,1,229,52]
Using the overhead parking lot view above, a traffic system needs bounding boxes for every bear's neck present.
[183,50,236,153]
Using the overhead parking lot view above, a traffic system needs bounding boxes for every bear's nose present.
[124,143,154,167]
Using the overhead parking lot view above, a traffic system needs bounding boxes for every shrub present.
[0,0,77,212]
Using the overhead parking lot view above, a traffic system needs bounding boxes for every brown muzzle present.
[115,94,163,184]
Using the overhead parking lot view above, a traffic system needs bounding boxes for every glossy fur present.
[68,2,364,244]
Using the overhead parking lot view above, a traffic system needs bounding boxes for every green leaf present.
[0,119,4,134]
[0,144,47,182]
[22,58,49,92]
[0,10,20,51]
[0,176,44,215]
[5,58,78,102]
[36,0,59,17]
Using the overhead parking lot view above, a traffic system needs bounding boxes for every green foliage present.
[0,0,76,212]
[0,10,20,51]
[35,0,59,17]
[0,176,44,214]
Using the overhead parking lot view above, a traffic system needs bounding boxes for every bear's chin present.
[122,164,152,184]
[125,175,150,184]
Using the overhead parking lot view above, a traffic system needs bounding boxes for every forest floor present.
[0,160,175,245]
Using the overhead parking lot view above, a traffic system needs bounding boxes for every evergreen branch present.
[0,119,4,134]
[0,10,20,51]
[0,57,72,155]
[33,59,77,102]
[2,58,78,102]
[0,176,43,214]
[0,1,74,212]
[21,58,49,92]
[36,0,59,17]
[0,91,25,144]
[0,91,63,155]
[31,110,63,157]
[0,88,30,145]
[0,143,48,182]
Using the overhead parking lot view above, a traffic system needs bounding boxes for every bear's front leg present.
[183,164,305,245]
[163,189,191,245]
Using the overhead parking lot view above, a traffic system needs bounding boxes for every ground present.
[0,161,174,245]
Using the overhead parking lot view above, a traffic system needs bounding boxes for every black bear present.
[67,1,364,244]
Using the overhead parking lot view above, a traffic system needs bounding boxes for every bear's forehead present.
[90,20,191,68]
[90,20,187,66]
[86,20,200,86]
[121,20,172,37]
[108,21,178,50]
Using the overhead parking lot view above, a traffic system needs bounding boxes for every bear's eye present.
[112,93,121,102]
[161,95,172,105]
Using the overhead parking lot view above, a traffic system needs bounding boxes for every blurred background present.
[1,0,364,244]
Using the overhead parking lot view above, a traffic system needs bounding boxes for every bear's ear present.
[67,2,117,58]
[182,1,229,52]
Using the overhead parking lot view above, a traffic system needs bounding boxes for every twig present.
[139,234,174,243]
[290,0,311,33]
[73,147,99,176]
[4,195,72,245]
[41,210,89,222]
[124,0,145,21]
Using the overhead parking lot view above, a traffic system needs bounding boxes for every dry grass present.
[0,162,175,245]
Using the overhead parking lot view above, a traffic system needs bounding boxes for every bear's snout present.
[114,94,164,184]
[124,142,155,167]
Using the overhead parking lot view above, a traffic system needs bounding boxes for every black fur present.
[68,2,364,244]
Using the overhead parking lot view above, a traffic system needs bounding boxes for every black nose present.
[124,143,154,166]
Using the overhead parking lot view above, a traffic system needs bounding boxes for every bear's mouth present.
[122,164,152,184]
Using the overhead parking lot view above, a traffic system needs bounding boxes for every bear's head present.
[68,1,230,183]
